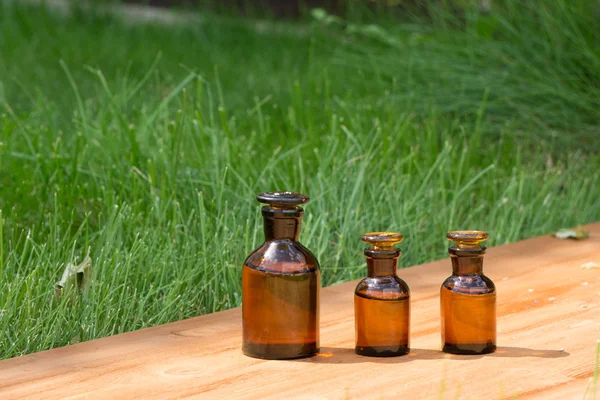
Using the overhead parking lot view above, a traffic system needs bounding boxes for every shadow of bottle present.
[300,346,569,364]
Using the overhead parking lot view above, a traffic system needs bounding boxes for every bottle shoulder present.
[355,276,410,300]
[442,274,495,295]
[244,239,319,274]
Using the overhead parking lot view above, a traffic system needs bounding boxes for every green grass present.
[0,1,599,359]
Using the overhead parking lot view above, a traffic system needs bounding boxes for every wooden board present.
[2,224,600,399]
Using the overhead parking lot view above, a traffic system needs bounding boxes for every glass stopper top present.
[447,230,488,248]
[256,191,309,208]
[362,232,404,250]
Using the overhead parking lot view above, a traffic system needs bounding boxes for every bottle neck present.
[451,255,484,275]
[365,249,400,277]
[262,207,303,241]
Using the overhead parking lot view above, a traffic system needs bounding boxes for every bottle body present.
[242,192,320,360]
[355,276,410,357]
[441,231,496,355]
[242,240,320,359]
[440,274,496,354]
[354,232,410,357]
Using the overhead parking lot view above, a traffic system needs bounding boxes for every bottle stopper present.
[362,232,404,251]
[256,192,309,208]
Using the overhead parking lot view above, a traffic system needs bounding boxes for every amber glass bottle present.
[441,231,496,355]
[354,232,410,357]
[242,192,320,359]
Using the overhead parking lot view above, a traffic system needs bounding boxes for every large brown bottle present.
[242,192,320,359]
[441,230,496,355]
[354,232,410,357]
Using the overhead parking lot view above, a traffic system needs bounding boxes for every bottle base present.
[442,342,496,355]
[242,341,319,360]
[355,345,410,357]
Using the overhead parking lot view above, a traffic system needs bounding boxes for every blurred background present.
[0,0,599,359]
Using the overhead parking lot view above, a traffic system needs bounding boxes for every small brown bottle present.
[242,192,320,359]
[441,230,496,355]
[354,232,410,357]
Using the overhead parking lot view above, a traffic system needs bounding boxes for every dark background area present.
[122,0,344,16]
[119,0,416,18]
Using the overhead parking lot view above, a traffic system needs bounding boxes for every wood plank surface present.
[2,223,600,399]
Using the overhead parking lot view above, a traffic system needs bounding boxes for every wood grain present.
[2,224,600,399]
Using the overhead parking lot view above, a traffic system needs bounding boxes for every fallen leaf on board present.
[553,226,590,240]
[581,262,600,269]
